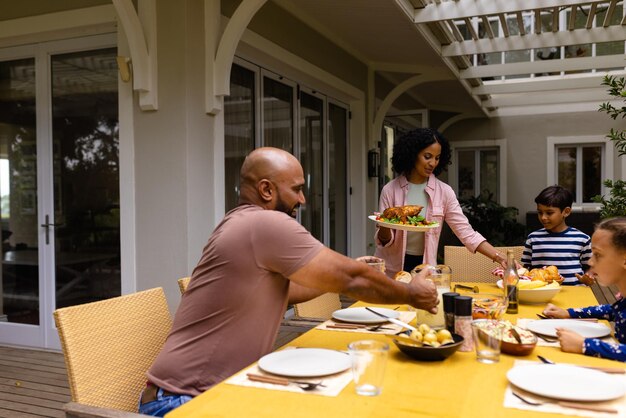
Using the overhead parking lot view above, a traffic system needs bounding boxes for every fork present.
[247,373,326,391]
[512,391,618,414]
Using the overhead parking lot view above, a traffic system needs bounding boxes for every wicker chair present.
[54,288,172,412]
[444,245,524,283]
[293,293,342,321]
[177,276,191,294]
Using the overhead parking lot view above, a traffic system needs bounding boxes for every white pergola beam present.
[442,26,626,56]
[473,71,626,94]
[483,88,612,107]
[460,54,626,78]
[412,0,590,24]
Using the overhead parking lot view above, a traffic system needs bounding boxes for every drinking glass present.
[471,320,502,364]
[348,340,389,396]
[410,264,451,328]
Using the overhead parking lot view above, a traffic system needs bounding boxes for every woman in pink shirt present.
[374,128,506,278]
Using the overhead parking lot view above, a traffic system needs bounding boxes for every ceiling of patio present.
[276,0,626,119]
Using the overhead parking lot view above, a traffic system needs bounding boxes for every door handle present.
[41,214,61,245]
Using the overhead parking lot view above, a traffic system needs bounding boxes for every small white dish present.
[526,319,611,338]
[507,363,626,401]
[332,307,400,324]
[258,348,350,377]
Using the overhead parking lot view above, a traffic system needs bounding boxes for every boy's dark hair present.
[534,185,573,210]
[391,128,451,177]
[596,217,626,251]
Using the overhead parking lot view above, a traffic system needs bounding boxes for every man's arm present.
[289,247,438,312]
[288,282,325,304]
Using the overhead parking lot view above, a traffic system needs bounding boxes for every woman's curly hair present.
[391,128,451,177]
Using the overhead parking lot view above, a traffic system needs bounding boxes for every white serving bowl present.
[497,280,561,304]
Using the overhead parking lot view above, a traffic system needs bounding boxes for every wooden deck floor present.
[0,326,309,418]
[0,345,70,418]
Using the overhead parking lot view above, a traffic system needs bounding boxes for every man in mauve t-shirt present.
[139,147,439,417]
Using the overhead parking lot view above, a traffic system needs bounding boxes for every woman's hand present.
[556,328,585,354]
[542,303,570,318]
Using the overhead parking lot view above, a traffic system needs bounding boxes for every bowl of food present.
[471,293,506,320]
[387,325,464,361]
[473,319,537,356]
[497,280,561,304]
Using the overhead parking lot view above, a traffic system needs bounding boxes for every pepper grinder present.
[442,292,460,333]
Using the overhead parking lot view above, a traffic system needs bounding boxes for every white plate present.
[258,348,351,377]
[507,363,626,401]
[368,215,439,232]
[526,319,611,338]
[332,307,400,324]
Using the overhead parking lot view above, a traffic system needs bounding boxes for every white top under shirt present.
[405,182,428,256]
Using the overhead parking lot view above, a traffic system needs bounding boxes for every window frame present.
[547,135,613,208]
[449,139,508,205]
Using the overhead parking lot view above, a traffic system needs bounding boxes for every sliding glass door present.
[0,35,120,349]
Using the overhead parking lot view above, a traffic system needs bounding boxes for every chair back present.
[293,293,342,320]
[444,246,524,283]
[54,288,172,412]
[178,276,191,294]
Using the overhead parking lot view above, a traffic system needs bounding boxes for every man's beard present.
[274,191,299,218]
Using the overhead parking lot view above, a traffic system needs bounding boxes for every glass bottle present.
[504,249,519,314]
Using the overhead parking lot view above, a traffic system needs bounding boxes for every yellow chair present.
[293,293,342,321]
[54,288,172,412]
[177,276,191,294]
[444,245,524,283]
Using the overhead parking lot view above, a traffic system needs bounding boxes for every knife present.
[365,307,417,332]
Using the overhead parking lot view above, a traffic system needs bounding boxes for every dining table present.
[165,282,626,418]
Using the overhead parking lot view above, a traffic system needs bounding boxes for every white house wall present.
[444,111,625,223]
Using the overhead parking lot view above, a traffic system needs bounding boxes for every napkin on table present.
[225,348,352,397]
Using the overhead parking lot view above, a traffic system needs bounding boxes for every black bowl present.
[389,332,464,361]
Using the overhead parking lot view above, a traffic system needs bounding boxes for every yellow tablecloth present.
[166,283,625,418]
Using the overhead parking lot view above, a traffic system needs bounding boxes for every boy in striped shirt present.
[521,185,593,285]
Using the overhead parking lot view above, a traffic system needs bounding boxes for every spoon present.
[510,327,523,343]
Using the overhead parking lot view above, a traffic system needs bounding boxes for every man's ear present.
[562,207,572,217]
[258,179,273,203]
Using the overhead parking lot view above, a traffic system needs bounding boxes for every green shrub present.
[459,192,526,246]
[592,179,626,218]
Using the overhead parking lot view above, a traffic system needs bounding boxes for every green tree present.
[594,76,626,218]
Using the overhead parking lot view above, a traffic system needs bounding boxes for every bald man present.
[139,148,437,416]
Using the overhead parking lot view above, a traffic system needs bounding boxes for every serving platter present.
[507,363,625,401]
[258,348,351,377]
[368,215,439,232]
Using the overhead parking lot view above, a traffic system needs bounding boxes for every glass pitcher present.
[410,264,451,328]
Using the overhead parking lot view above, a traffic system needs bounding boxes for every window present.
[449,140,507,204]
[547,136,613,205]
[224,59,350,252]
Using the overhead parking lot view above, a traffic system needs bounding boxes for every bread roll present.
[394,271,412,283]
